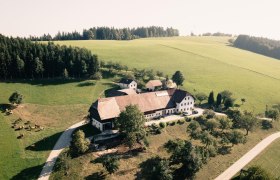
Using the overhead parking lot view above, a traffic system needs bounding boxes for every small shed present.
[145,80,163,91]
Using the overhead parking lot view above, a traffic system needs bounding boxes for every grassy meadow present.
[247,139,280,178]
[54,36,280,113]
[1,36,280,179]
[0,79,115,179]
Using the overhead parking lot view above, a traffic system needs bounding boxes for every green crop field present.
[54,36,280,113]
[0,79,114,179]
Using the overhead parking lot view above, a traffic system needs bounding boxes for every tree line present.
[0,34,99,79]
[202,32,232,37]
[29,26,179,41]
[234,35,280,60]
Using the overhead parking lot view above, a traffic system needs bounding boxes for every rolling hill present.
[54,36,280,113]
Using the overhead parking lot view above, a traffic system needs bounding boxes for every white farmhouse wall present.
[175,95,194,114]
[92,118,103,131]
[118,81,137,90]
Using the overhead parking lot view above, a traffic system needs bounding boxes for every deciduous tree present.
[9,91,23,104]
[172,71,185,87]
[69,130,90,156]
[115,105,146,148]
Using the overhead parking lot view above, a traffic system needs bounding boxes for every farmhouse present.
[146,80,163,91]
[117,78,137,90]
[89,88,195,131]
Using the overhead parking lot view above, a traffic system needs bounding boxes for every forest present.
[29,26,179,41]
[0,34,99,79]
[233,35,280,60]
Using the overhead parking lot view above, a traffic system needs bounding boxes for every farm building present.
[145,80,163,91]
[117,78,137,90]
[89,88,195,131]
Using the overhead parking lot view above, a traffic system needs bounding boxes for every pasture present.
[54,36,280,113]
[247,139,280,178]
[0,78,114,179]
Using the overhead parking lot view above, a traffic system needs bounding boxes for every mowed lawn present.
[54,37,280,113]
[0,79,114,179]
[247,139,280,178]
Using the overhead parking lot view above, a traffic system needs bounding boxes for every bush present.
[159,122,166,128]
[100,155,120,174]
[69,130,90,157]
[262,120,273,129]
[177,119,185,125]
[156,128,162,134]
[203,109,216,119]
[149,123,162,135]
[9,91,23,104]
[185,117,192,122]
[90,72,102,80]
[53,151,71,173]
[166,122,169,126]
[170,121,175,126]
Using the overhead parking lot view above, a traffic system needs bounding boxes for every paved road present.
[38,120,86,180]
[215,132,280,180]
[146,108,226,126]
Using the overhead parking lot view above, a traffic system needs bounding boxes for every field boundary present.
[159,44,280,81]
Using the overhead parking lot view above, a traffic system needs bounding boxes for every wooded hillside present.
[29,26,179,41]
[234,35,280,60]
[0,34,99,79]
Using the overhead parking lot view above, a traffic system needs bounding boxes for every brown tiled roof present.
[90,88,194,121]
[117,89,137,95]
[93,98,121,120]
[145,80,162,88]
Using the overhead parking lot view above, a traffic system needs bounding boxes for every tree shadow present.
[25,131,63,151]
[76,81,96,87]
[2,78,85,86]
[11,164,44,180]
[0,103,15,112]
[85,172,106,180]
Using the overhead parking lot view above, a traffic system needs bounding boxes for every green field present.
[0,79,114,179]
[247,139,280,178]
[54,36,280,113]
[2,36,280,179]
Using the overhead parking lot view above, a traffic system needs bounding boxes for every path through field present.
[215,132,280,180]
[38,120,86,180]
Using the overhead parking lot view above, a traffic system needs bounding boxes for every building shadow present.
[25,131,63,151]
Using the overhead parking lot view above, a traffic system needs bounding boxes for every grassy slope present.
[54,37,280,113]
[0,79,113,179]
[50,122,280,180]
[247,139,280,178]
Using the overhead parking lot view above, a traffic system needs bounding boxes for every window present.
[188,97,190,100]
